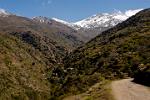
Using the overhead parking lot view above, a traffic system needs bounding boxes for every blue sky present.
[0,0,149,22]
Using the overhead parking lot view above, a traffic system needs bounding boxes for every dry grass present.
[63,80,114,100]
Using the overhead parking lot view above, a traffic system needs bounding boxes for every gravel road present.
[111,79,150,100]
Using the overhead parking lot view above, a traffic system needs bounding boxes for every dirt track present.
[111,79,150,100]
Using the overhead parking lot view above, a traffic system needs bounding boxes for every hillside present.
[0,14,84,64]
[0,32,53,99]
[0,11,84,100]
[50,8,150,98]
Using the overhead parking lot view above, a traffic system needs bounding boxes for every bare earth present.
[111,79,150,100]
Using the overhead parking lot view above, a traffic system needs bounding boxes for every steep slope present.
[50,8,150,97]
[0,9,84,99]
[0,32,52,99]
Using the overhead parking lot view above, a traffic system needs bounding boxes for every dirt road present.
[111,79,150,100]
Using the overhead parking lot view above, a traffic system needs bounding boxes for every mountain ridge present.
[51,9,142,29]
[30,9,143,31]
[0,8,143,42]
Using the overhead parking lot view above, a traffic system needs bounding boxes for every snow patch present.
[52,18,81,30]
[0,8,11,17]
[74,9,143,29]
[125,9,143,17]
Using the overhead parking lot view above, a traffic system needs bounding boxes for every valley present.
[0,7,149,100]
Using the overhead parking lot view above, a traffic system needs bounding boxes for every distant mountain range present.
[50,9,142,30]
[32,9,143,30]
[33,9,142,40]
[0,8,142,30]
[0,8,142,61]
[74,9,143,29]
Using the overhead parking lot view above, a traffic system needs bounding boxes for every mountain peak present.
[52,18,70,24]
[52,17,81,30]
[0,8,11,16]
[74,9,143,29]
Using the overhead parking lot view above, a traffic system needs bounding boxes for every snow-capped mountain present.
[32,9,143,42]
[52,18,80,30]
[0,8,12,17]
[32,9,142,31]
[74,9,143,29]
[46,9,142,30]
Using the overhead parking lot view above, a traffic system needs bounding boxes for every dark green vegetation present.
[48,9,150,99]
[134,64,150,86]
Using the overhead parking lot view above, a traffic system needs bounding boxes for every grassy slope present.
[0,33,52,100]
[63,80,114,100]
[49,9,150,98]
